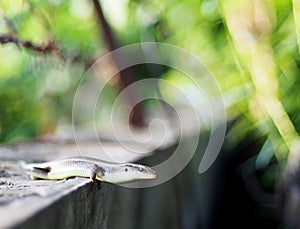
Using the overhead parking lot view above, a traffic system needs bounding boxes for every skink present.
[19,156,157,184]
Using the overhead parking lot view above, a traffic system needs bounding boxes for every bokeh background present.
[1,0,300,228]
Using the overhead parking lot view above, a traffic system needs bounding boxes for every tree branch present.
[0,34,64,60]
[92,0,145,126]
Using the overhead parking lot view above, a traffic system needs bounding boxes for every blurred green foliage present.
[0,0,299,171]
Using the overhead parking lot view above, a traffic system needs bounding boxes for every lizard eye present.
[125,168,128,172]
[138,167,144,172]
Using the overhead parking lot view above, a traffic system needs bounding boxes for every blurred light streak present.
[222,0,300,162]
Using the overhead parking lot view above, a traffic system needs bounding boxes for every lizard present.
[19,156,157,184]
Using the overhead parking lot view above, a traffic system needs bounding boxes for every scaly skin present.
[20,156,157,184]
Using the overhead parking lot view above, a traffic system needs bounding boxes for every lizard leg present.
[90,164,104,182]
[30,175,39,180]
[28,166,52,180]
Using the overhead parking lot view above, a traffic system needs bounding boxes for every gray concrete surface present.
[0,140,156,228]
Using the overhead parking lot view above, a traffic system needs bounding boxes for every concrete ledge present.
[0,139,158,228]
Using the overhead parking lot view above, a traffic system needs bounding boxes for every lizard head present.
[102,163,157,184]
